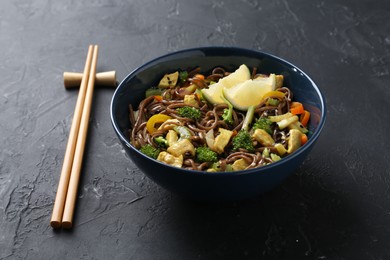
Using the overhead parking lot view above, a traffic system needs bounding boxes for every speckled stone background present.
[1,0,389,259]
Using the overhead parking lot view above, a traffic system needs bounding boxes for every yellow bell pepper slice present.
[146,114,172,134]
[261,90,285,100]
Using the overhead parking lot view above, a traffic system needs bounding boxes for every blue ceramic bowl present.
[110,47,326,201]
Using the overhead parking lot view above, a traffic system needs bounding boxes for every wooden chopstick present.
[61,45,99,229]
[50,45,98,229]
[50,45,94,229]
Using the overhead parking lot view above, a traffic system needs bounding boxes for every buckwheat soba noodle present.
[128,65,310,172]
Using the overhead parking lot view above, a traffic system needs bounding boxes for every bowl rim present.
[110,46,327,176]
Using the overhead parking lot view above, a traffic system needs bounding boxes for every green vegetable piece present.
[196,146,218,163]
[221,95,234,125]
[262,148,270,158]
[267,98,279,106]
[179,71,188,83]
[232,130,255,152]
[195,89,206,102]
[241,105,255,132]
[225,164,234,172]
[176,106,202,121]
[270,153,281,162]
[154,136,168,148]
[232,106,256,152]
[208,162,233,172]
[140,144,160,159]
[145,87,164,98]
[207,162,221,172]
[253,117,273,135]
[222,109,232,124]
[174,125,191,139]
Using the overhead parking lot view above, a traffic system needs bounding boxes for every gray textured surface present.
[1,0,390,259]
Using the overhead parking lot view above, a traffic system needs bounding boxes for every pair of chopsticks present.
[51,45,99,229]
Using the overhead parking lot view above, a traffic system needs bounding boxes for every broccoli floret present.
[232,106,256,152]
[154,136,168,148]
[196,146,218,163]
[232,130,255,152]
[140,144,160,159]
[253,117,273,135]
[176,106,202,121]
[222,109,233,125]
[221,96,234,125]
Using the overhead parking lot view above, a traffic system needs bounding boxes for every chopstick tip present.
[62,221,73,229]
[50,220,62,229]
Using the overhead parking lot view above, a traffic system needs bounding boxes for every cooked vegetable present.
[275,75,284,88]
[194,74,205,80]
[154,136,168,148]
[184,94,199,107]
[253,117,273,135]
[262,148,270,158]
[140,144,160,159]
[213,128,233,154]
[290,102,304,115]
[301,134,308,145]
[176,106,202,121]
[146,114,172,134]
[145,87,164,97]
[157,119,180,131]
[288,120,308,134]
[241,105,255,132]
[232,158,250,171]
[153,95,163,102]
[174,125,191,139]
[232,130,255,152]
[196,146,218,163]
[274,143,287,155]
[179,71,188,83]
[277,115,299,129]
[270,153,281,162]
[167,139,195,157]
[157,151,183,168]
[180,84,198,96]
[300,110,310,127]
[252,129,274,147]
[205,129,215,149]
[207,162,233,172]
[287,129,302,153]
[166,130,178,146]
[269,112,294,122]
[266,98,279,106]
[221,96,234,125]
[158,71,179,88]
[261,90,285,100]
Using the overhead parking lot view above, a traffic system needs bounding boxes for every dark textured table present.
[1,0,389,259]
